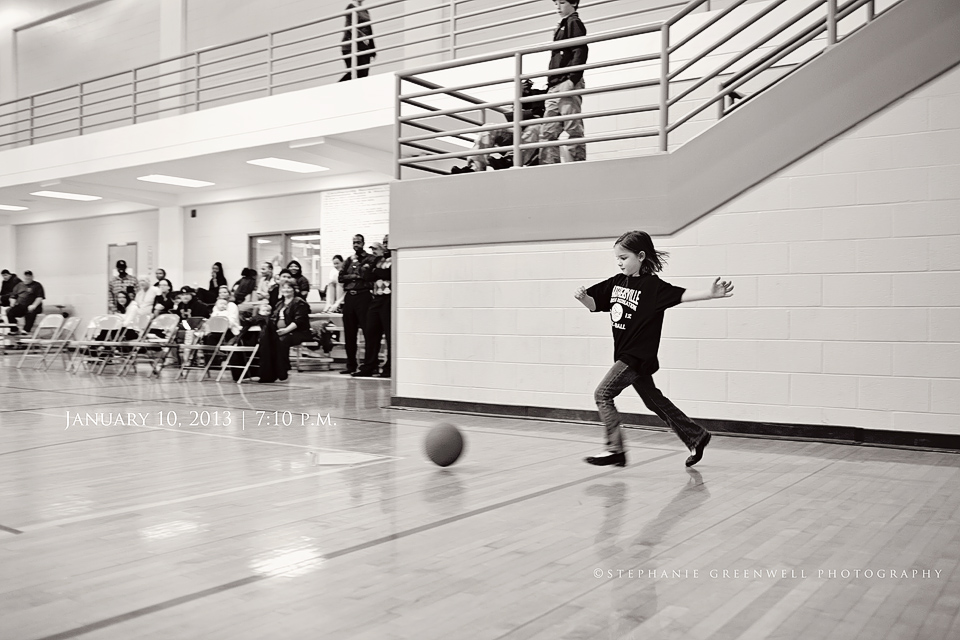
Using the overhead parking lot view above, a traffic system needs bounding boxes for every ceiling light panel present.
[137,174,215,188]
[247,157,330,173]
[30,190,102,201]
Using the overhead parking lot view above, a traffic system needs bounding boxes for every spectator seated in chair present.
[256,281,312,383]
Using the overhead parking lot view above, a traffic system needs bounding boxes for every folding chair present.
[15,314,64,368]
[179,315,230,381]
[93,314,153,375]
[68,315,124,374]
[117,314,181,376]
[32,316,83,370]
[216,325,261,383]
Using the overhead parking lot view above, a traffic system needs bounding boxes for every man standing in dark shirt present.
[340,0,376,81]
[1,269,22,308]
[5,270,45,333]
[540,0,588,164]
[353,235,391,378]
[338,234,374,374]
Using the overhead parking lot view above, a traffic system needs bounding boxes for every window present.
[249,231,322,291]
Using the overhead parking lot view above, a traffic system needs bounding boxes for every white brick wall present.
[397,62,960,436]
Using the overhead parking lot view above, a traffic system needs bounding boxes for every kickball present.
[424,423,465,467]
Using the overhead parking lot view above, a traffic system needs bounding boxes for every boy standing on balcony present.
[540,0,588,164]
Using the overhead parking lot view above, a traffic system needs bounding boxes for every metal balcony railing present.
[396,0,901,178]
[0,0,696,151]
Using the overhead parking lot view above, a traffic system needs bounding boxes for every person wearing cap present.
[175,286,211,320]
[539,0,588,164]
[5,270,45,333]
[338,234,375,374]
[1,269,22,308]
[353,235,392,377]
[108,259,137,313]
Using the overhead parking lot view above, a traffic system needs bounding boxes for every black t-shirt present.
[586,273,685,375]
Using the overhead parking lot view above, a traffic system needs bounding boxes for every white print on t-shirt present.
[611,304,623,322]
[610,285,641,310]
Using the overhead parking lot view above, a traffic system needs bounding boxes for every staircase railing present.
[0,0,687,151]
[396,0,901,178]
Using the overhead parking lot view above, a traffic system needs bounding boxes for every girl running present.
[575,231,733,467]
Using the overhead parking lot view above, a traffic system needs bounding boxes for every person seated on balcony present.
[256,281,312,383]
[340,0,376,81]
[5,270,45,334]
[286,260,311,299]
[1,269,22,309]
[539,0,588,165]
[451,80,548,174]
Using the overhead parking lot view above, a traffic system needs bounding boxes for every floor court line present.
[25,453,675,640]
[30,576,266,640]
[18,458,394,532]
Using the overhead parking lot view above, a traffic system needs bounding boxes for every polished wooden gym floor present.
[1,360,958,640]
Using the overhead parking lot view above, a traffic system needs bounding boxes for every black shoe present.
[340,369,356,375]
[351,370,375,377]
[585,452,627,467]
[685,433,712,467]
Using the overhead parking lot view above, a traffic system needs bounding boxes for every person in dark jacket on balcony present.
[340,0,376,81]
[540,0,588,164]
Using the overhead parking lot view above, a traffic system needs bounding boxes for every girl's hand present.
[574,286,588,300]
[710,277,734,298]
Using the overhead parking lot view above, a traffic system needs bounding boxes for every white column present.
[157,207,184,287]
[0,29,15,103]
[158,0,188,117]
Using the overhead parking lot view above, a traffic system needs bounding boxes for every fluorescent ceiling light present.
[0,205,28,211]
[30,190,102,201]
[257,239,272,244]
[137,174,215,188]
[247,157,330,173]
[438,135,475,148]
[290,235,321,240]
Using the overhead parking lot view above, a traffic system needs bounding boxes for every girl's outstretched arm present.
[681,277,734,303]
[574,286,597,311]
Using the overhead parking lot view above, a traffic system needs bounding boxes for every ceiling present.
[0,125,396,222]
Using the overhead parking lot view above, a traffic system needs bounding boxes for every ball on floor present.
[424,423,465,467]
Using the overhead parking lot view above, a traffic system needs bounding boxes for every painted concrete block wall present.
[395,61,960,435]
[180,192,324,294]
[14,210,158,321]
[16,0,162,97]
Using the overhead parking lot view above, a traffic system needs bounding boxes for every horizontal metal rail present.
[397,0,901,177]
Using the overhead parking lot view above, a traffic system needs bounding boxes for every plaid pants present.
[594,360,710,453]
